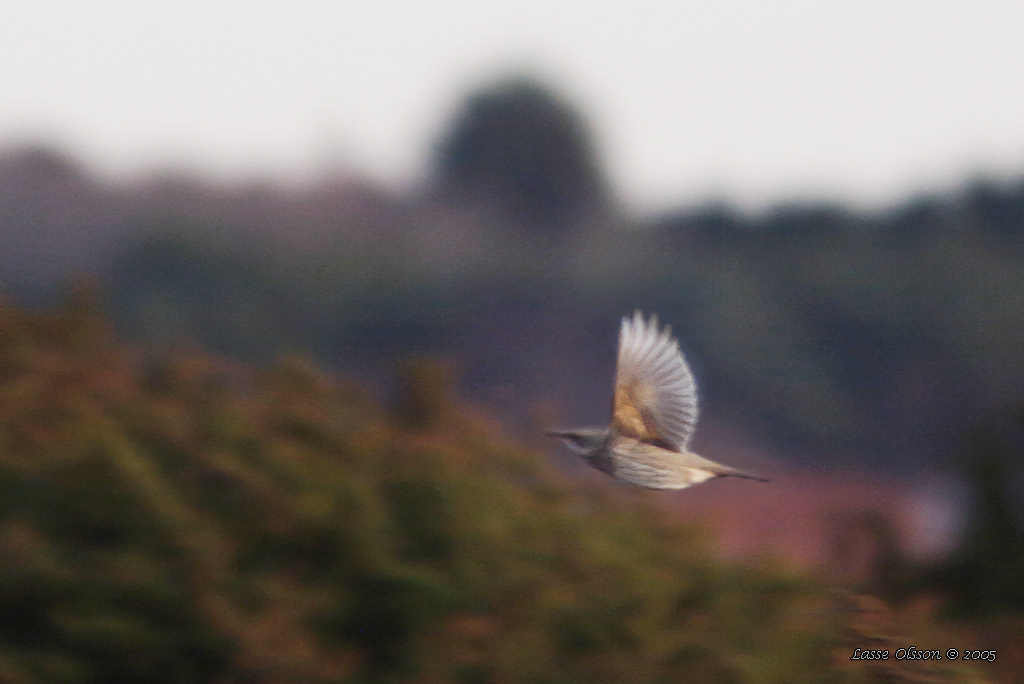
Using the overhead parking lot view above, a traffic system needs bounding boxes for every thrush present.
[548,311,766,490]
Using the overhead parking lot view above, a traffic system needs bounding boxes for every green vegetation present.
[0,291,1003,683]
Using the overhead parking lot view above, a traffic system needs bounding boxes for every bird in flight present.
[548,311,766,490]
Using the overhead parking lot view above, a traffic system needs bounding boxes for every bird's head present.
[546,428,608,458]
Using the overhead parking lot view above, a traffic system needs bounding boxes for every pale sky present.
[3,0,1024,211]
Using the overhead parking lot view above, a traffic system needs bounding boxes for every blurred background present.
[1,1,1023,681]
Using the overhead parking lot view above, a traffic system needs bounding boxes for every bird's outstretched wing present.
[611,311,699,451]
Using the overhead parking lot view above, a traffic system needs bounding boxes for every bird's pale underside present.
[548,311,766,490]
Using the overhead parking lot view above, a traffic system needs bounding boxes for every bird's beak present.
[545,430,571,439]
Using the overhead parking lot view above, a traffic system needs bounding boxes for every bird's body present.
[548,311,765,490]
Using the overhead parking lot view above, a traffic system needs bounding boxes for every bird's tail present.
[718,468,769,483]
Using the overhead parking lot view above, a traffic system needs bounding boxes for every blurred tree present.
[760,201,858,237]
[653,202,749,248]
[106,231,301,360]
[433,75,610,236]
[885,193,946,242]
[0,145,105,300]
[963,177,1024,236]
[937,419,1024,617]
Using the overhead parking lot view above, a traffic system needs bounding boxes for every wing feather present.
[611,311,699,451]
